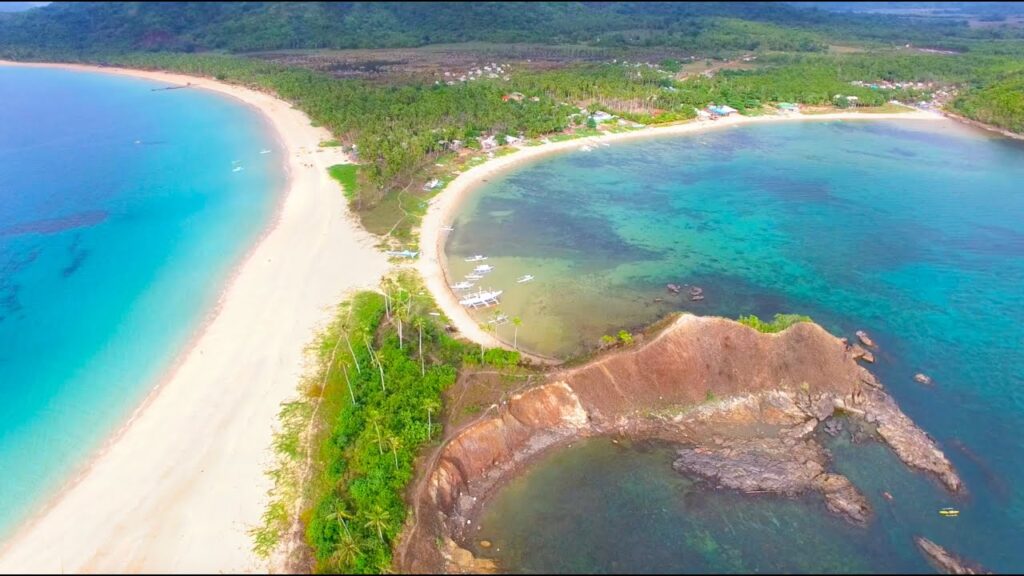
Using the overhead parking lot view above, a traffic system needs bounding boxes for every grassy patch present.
[328,164,360,201]
[319,139,343,147]
[737,313,813,334]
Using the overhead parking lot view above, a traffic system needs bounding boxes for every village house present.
[479,134,499,151]
[707,104,738,117]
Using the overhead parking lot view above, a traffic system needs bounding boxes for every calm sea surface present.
[447,120,1024,572]
[0,66,282,536]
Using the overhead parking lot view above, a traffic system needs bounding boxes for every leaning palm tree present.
[366,410,384,455]
[327,502,355,537]
[364,505,391,543]
[330,530,361,570]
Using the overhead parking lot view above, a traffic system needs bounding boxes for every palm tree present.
[364,335,385,393]
[331,530,361,570]
[342,365,356,405]
[423,398,441,439]
[364,505,391,543]
[512,316,522,350]
[344,333,360,374]
[327,502,355,537]
[413,316,426,376]
[366,410,384,455]
[387,435,402,470]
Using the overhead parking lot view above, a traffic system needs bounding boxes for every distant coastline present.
[0,61,388,572]
[418,108,947,359]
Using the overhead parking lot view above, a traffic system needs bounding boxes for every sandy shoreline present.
[0,61,388,572]
[418,108,945,360]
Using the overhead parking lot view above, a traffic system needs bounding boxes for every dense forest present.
[2,1,1023,55]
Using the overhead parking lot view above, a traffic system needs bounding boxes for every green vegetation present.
[737,313,813,334]
[4,4,1024,240]
[952,75,1024,133]
[618,330,634,346]
[327,164,360,201]
[319,139,342,147]
[7,2,1014,55]
[252,272,519,573]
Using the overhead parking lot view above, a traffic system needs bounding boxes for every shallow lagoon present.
[448,120,1024,572]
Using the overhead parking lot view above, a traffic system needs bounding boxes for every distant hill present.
[0,1,985,56]
[0,2,49,13]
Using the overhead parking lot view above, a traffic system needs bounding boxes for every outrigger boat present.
[465,255,487,262]
[451,281,474,290]
[516,274,535,283]
[939,507,960,517]
[459,289,503,308]
[465,274,484,280]
[473,264,495,273]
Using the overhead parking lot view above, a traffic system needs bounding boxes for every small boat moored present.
[517,274,535,283]
[451,281,475,290]
[465,255,488,262]
[474,264,495,273]
[459,289,503,308]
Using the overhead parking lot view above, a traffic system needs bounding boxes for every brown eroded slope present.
[398,315,962,573]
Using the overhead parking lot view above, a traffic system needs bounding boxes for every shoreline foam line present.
[0,61,388,573]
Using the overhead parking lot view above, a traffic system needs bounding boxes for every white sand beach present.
[418,108,945,358]
[0,62,388,573]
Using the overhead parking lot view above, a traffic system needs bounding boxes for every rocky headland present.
[396,315,962,573]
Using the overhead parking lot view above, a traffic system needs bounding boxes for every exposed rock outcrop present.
[402,315,962,573]
[915,537,990,574]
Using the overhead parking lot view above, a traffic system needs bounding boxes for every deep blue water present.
[0,66,282,536]
[448,119,1024,572]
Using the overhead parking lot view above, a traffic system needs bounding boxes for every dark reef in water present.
[396,315,963,573]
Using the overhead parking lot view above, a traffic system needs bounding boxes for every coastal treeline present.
[77,49,1023,240]
[255,272,519,573]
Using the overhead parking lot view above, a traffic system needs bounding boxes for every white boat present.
[459,289,503,308]
[474,264,495,273]
[451,281,474,290]
[516,274,535,283]
[441,225,455,232]
[259,149,272,154]
[580,145,593,152]
[232,166,244,172]
[465,274,484,280]
[465,255,487,262]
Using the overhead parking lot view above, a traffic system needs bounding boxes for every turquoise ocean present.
[446,119,1024,572]
[0,66,281,537]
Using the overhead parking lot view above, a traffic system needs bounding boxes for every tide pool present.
[0,66,282,536]
[448,119,1024,572]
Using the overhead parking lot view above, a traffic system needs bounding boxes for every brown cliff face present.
[400,315,962,573]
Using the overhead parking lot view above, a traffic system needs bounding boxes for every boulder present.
[855,330,876,348]
[914,373,933,386]
[915,537,990,574]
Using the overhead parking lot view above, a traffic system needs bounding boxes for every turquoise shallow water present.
[448,119,1024,572]
[0,66,282,536]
